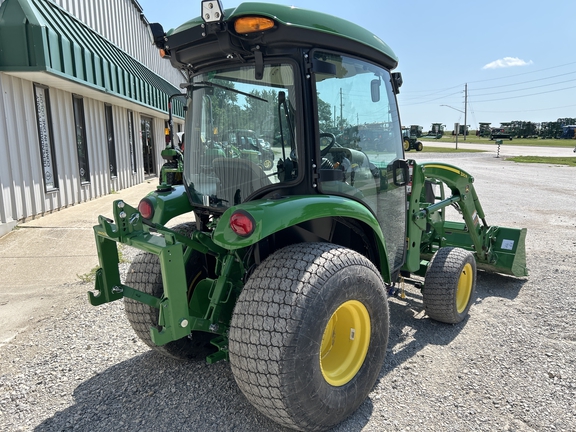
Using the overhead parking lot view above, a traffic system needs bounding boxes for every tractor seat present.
[212,158,271,206]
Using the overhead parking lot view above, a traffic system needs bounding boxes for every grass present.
[506,156,576,167]
[77,266,99,283]
[425,135,576,148]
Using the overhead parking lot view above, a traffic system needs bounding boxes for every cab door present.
[313,51,407,275]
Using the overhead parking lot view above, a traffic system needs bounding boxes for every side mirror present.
[392,159,409,186]
[148,23,166,49]
[391,72,403,95]
[370,79,381,103]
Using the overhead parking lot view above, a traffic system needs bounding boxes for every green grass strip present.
[507,156,576,166]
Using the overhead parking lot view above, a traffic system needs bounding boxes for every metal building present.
[0,0,186,236]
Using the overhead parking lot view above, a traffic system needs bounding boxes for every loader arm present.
[405,160,527,277]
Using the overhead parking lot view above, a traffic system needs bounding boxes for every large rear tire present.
[423,247,476,324]
[124,223,215,360]
[228,243,389,431]
[403,138,411,152]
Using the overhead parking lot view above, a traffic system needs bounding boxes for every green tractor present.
[402,125,424,151]
[89,2,527,430]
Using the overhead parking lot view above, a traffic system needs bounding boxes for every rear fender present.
[212,195,391,282]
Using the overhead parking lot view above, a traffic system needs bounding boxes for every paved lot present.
[0,179,159,344]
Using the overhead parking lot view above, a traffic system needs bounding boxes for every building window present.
[127,111,137,173]
[33,84,58,192]
[72,95,90,184]
[105,104,117,177]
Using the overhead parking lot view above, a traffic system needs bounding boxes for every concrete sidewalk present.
[0,178,159,344]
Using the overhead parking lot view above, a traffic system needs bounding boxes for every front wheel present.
[262,157,274,170]
[229,243,389,431]
[423,247,476,324]
[416,141,423,151]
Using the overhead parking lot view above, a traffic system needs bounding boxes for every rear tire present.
[423,247,476,324]
[124,223,215,360]
[403,138,411,151]
[228,243,389,431]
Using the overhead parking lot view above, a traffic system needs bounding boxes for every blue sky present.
[139,0,576,130]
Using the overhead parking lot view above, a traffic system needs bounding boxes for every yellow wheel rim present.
[403,139,410,151]
[320,300,371,386]
[456,263,473,313]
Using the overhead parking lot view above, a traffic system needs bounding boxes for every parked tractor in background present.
[88,2,527,430]
[490,127,513,140]
[402,125,424,151]
[221,129,275,170]
[478,122,491,138]
[427,122,444,138]
[561,125,576,139]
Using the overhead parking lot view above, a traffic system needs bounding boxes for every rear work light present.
[138,198,154,220]
[234,17,275,34]
[230,210,255,237]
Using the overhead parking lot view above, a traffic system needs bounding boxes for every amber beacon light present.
[234,17,275,34]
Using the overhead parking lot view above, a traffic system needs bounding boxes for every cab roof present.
[165,2,398,70]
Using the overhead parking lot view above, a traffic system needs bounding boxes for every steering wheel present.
[319,132,336,157]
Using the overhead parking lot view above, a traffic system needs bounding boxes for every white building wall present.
[0,0,184,236]
[52,0,185,87]
[0,72,171,236]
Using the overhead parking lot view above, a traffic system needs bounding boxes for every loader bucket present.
[477,227,528,277]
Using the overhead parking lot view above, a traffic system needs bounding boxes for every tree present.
[316,92,333,131]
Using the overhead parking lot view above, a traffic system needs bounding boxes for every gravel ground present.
[1,151,575,431]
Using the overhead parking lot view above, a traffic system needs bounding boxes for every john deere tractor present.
[89,2,527,430]
[402,125,424,151]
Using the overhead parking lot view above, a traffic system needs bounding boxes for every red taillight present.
[230,210,255,237]
[138,198,154,220]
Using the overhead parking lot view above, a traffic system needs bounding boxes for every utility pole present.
[333,106,336,128]
[340,88,343,130]
[464,83,468,141]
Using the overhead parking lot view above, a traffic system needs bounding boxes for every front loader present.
[88,2,527,431]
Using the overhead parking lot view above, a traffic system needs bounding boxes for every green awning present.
[0,0,184,116]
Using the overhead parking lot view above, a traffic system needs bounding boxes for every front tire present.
[229,243,389,431]
[124,223,215,360]
[262,158,274,170]
[416,141,423,151]
[423,247,476,324]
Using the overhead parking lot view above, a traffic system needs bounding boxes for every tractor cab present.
[150,0,409,274]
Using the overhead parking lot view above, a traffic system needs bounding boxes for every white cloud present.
[482,57,533,70]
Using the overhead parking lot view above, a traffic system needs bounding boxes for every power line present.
[468,61,576,84]
[471,70,576,91]
[401,90,462,106]
[400,61,576,95]
[471,85,576,103]
[469,78,576,97]
[398,84,462,99]
[473,104,576,113]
